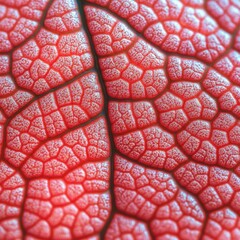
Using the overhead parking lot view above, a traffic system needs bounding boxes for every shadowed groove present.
[77,1,118,239]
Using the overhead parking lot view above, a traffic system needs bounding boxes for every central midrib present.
[76,1,118,239]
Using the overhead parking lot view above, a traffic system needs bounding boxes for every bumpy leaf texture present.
[0,0,240,239]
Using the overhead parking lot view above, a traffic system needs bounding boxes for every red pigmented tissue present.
[0,0,240,239]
